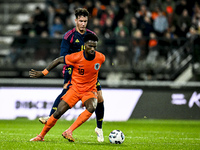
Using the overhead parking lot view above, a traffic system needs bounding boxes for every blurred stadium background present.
[0,0,200,120]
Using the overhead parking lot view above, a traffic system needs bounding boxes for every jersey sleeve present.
[60,30,73,56]
[64,54,74,66]
[64,52,80,66]
[60,39,70,56]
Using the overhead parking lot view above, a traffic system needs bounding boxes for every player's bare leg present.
[62,98,97,142]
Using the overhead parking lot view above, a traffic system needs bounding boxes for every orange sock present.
[69,109,92,131]
[40,115,58,137]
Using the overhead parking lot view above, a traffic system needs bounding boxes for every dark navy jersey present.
[60,27,102,91]
[60,27,96,56]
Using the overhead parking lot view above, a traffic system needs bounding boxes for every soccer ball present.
[109,130,125,144]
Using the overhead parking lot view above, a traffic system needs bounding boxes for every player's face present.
[75,16,88,33]
[85,40,97,55]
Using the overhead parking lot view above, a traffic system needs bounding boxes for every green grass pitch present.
[0,118,200,150]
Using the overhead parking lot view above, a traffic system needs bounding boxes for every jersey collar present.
[83,50,95,61]
[75,27,86,35]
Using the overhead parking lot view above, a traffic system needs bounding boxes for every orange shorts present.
[61,88,97,108]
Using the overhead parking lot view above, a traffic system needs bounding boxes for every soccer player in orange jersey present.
[29,33,105,142]
[40,8,104,142]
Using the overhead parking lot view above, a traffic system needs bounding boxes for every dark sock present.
[49,89,68,116]
[95,102,104,129]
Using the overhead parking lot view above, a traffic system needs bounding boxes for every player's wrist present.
[42,69,49,76]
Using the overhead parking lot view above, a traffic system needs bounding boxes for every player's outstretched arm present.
[29,56,65,78]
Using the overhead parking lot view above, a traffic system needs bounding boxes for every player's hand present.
[29,69,44,78]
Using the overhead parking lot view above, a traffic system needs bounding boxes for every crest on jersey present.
[94,63,100,70]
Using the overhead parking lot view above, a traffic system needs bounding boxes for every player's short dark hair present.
[75,8,89,18]
[84,33,99,43]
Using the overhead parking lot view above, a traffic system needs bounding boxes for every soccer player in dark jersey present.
[29,33,105,142]
[38,8,104,142]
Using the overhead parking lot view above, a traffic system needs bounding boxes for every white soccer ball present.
[109,130,125,144]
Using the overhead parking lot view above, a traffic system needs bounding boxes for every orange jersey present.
[64,51,105,93]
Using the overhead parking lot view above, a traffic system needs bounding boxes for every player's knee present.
[53,110,62,119]
[53,101,69,119]
[85,98,97,113]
